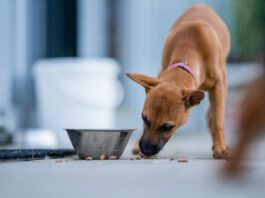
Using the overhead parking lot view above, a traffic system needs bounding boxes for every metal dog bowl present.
[65,129,135,159]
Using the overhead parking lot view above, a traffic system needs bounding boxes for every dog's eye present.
[142,114,151,127]
[158,124,175,132]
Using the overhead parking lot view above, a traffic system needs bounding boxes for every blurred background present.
[0,0,264,148]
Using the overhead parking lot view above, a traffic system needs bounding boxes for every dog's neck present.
[159,65,196,90]
[160,44,201,90]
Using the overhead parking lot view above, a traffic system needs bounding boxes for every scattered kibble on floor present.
[99,154,105,160]
[108,155,117,160]
[149,156,158,159]
[83,155,188,161]
[55,159,64,163]
[169,157,189,162]
[177,158,188,163]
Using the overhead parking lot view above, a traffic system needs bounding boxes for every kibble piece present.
[55,159,64,163]
[177,158,188,163]
[136,156,142,160]
[85,156,93,160]
[108,155,117,160]
[99,154,105,160]
[130,156,135,160]
[170,157,176,161]
[149,156,158,159]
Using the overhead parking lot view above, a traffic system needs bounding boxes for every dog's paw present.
[212,146,233,160]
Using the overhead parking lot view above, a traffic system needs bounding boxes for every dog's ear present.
[183,90,205,107]
[126,73,159,91]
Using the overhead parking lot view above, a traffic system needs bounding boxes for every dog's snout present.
[139,139,160,156]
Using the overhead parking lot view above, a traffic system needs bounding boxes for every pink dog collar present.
[168,61,197,87]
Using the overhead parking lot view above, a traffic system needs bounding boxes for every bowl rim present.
[64,128,136,133]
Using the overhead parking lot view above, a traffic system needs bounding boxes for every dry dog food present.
[177,158,188,163]
[170,157,189,162]
[130,156,135,160]
[149,156,158,159]
[108,155,117,160]
[55,159,64,163]
[136,156,142,160]
[99,154,105,160]
[85,156,93,160]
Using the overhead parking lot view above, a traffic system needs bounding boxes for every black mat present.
[0,149,75,161]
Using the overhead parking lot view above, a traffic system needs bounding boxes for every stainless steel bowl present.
[65,129,135,159]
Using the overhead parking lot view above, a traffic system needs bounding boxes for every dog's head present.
[127,73,205,157]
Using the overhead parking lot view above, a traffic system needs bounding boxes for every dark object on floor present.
[0,130,12,145]
[0,110,13,145]
[0,149,75,161]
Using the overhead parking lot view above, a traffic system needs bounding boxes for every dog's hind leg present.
[225,121,261,175]
[226,79,265,174]
[207,81,233,160]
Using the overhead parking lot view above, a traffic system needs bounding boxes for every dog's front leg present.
[207,83,233,160]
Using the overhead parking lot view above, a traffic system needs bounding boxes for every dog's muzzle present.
[139,138,168,156]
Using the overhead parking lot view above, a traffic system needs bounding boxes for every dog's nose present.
[139,140,159,156]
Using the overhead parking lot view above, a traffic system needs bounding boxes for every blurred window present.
[46,0,77,57]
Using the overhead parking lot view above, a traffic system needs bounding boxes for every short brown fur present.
[225,73,265,174]
[127,4,232,159]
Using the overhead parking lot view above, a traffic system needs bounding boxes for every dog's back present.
[162,4,230,89]
[173,4,230,56]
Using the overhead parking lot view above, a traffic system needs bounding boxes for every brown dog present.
[127,4,232,160]
[226,73,265,174]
